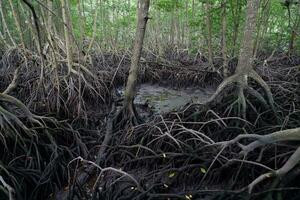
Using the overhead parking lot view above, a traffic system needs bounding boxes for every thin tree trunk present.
[253,0,271,58]
[221,0,229,77]
[288,15,300,54]
[184,0,189,48]
[175,6,180,47]
[0,30,10,48]
[60,0,73,75]
[156,10,164,58]
[0,1,16,46]
[123,0,150,111]
[19,2,39,50]
[8,0,25,48]
[230,0,242,57]
[170,8,175,46]
[85,0,100,57]
[205,2,213,67]
[46,0,54,37]
[77,0,86,47]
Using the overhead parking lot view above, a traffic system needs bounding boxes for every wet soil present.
[118,84,215,113]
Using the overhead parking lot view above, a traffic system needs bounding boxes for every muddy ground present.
[0,50,299,200]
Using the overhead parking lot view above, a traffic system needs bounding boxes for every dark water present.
[118,84,214,113]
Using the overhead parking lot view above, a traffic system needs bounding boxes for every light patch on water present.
[118,84,214,113]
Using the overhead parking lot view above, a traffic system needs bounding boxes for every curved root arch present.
[203,69,276,117]
[216,127,300,193]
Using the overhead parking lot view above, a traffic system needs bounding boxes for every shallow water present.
[118,84,214,113]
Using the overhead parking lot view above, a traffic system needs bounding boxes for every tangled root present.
[216,127,300,193]
[113,100,143,131]
[203,69,276,118]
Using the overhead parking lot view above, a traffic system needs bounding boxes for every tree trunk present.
[205,2,213,67]
[77,0,86,48]
[8,0,25,48]
[235,0,261,118]
[184,0,189,48]
[288,13,300,54]
[236,0,260,74]
[85,0,100,57]
[123,0,150,111]
[230,0,242,57]
[170,8,175,46]
[253,0,271,58]
[205,0,275,119]
[0,0,16,46]
[60,0,73,75]
[221,0,229,77]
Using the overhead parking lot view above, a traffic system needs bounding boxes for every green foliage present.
[153,0,184,11]
[0,0,299,54]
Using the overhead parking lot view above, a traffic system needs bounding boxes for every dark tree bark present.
[120,0,150,126]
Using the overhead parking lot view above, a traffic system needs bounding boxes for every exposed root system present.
[0,49,299,200]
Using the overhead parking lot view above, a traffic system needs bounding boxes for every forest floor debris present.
[0,50,300,200]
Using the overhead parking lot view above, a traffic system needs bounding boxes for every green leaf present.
[168,172,176,178]
[200,167,206,174]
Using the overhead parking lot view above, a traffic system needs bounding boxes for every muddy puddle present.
[118,84,215,113]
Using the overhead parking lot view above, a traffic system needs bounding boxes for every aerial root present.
[248,146,300,193]
[204,73,239,104]
[3,66,20,95]
[216,128,300,193]
[203,69,275,117]
[245,85,268,108]
[0,176,15,200]
[237,85,247,118]
[249,70,276,112]
[60,106,117,200]
[113,101,143,130]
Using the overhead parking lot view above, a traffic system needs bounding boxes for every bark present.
[0,176,15,200]
[218,128,300,193]
[203,0,276,119]
[44,0,56,54]
[77,0,86,47]
[8,0,25,48]
[156,11,165,58]
[46,0,54,39]
[123,0,150,114]
[170,8,175,45]
[0,1,16,46]
[221,0,229,77]
[175,5,180,47]
[205,2,214,67]
[288,11,300,54]
[236,0,260,74]
[85,0,100,57]
[60,0,73,75]
[19,2,38,51]
[230,0,242,57]
[0,30,10,48]
[184,0,189,48]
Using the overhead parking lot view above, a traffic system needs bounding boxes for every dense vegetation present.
[0,0,299,200]
[1,0,300,54]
